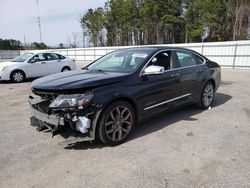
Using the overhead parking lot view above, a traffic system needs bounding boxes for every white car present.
[0,52,77,82]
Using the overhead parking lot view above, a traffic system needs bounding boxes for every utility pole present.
[36,0,42,43]
[23,35,27,50]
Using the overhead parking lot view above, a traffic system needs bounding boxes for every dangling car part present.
[29,92,101,141]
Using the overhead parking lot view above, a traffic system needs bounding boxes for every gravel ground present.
[0,69,249,188]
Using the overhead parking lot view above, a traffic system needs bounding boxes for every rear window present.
[194,54,205,65]
[176,51,197,68]
[46,53,59,60]
[58,54,66,59]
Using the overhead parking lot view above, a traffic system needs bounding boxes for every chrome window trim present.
[144,93,192,110]
[139,49,206,77]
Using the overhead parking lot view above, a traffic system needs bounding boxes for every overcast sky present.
[0,0,106,47]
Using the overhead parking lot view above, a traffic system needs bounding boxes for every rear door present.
[174,50,206,102]
[45,53,62,74]
[136,50,182,117]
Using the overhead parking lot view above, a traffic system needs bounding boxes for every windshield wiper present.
[82,68,104,72]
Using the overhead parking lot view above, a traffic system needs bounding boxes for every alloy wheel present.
[13,72,24,82]
[105,106,133,142]
[202,84,214,107]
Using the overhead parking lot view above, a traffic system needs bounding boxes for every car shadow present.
[129,92,232,142]
[0,78,37,84]
[64,92,232,150]
[63,140,104,150]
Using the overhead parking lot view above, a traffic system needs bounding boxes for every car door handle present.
[41,62,46,64]
[171,73,180,78]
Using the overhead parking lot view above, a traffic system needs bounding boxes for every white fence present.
[22,40,250,68]
[0,50,20,59]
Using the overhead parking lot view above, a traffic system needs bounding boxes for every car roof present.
[118,46,204,57]
[118,46,195,52]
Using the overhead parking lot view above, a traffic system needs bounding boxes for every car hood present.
[31,70,130,91]
[0,61,20,71]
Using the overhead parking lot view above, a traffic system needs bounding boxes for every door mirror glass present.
[143,65,165,75]
[29,59,36,63]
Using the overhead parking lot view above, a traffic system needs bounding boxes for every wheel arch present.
[10,69,26,80]
[94,96,138,144]
[61,66,71,71]
[207,78,216,89]
[103,97,138,122]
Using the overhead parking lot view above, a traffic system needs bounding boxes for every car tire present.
[10,70,25,83]
[61,67,71,72]
[97,101,135,146]
[197,81,214,109]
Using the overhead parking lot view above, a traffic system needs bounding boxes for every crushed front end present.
[28,89,101,141]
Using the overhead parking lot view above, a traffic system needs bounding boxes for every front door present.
[136,50,182,118]
[27,53,49,77]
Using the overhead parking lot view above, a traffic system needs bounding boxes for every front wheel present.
[197,81,214,109]
[97,101,135,146]
[10,70,25,83]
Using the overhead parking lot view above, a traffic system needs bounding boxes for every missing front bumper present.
[30,104,65,126]
[28,95,94,141]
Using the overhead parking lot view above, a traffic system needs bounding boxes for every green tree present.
[229,0,250,40]
[0,39,24,50]
[79,0,250,46]
[31,42,47,49]
[141,0,183,44]
[186,0,224,42]
[105,0,138,46]
[59,43,64,49]
[80,7,106,46]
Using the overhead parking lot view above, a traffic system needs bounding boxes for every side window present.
[176,51,197,68]
[46,53,59,61]
[57,54,65,59]
[148,51,172,70]
[31,53,46,62]
[194,54,205,65]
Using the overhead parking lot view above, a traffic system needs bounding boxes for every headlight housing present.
[49,93,93,110]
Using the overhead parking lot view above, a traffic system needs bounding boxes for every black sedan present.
[29,47,221,145]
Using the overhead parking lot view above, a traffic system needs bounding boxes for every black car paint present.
[31,47,221,130]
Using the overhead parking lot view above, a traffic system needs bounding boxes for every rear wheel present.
[97,101,135,146]
[61,66,71,72]
[197,81,214,109]
[10,70,25,83]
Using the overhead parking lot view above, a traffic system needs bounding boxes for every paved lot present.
[0,69,250,188]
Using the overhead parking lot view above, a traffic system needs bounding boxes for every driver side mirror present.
[29,59,36,63]
[142,65,165,75]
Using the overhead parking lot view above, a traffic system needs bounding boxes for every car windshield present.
[12,53,33,62]
[87,49,154,73]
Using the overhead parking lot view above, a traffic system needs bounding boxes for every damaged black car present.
[29,47,221,145]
